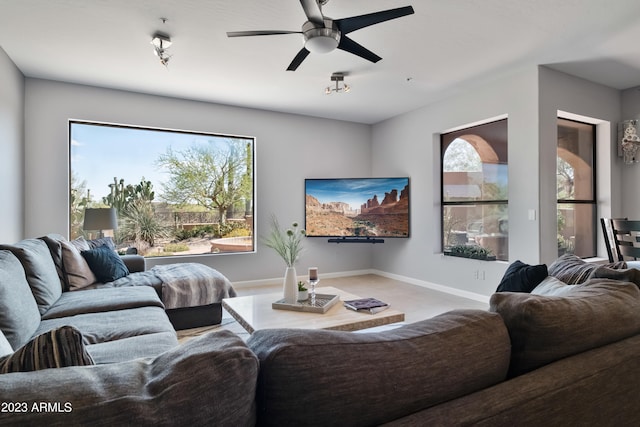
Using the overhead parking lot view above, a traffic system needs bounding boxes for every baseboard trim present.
[231,269,375,289]
[232,269,490,304]
[371,269,491,304]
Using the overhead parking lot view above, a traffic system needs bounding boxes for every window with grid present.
[441,119,508,261]
[557,117,596,258]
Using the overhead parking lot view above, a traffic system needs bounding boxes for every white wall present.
[0,47,24,242]
[538,67,621,264]
[371,67,540,296]
[621,87,640,217]
[23,79,373,283]
[371,66,623,297]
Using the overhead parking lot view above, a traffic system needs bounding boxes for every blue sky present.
[305,177,409,210]
[70,123,251,202]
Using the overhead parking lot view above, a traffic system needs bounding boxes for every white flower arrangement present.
[263,216,306,267]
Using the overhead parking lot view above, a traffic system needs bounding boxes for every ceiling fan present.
[227,0,414,71]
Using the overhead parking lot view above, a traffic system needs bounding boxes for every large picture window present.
[557,118,596,258]
[441,119,508,261]
[69,121,255,257]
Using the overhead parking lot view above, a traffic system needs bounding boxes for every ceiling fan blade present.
[300,0,324,25]
[336,6,415,34]
[287,48,311,71]
[227,30,301,37]
[337,36,381,63]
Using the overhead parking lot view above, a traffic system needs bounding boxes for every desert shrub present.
[223,227,251,238]
[163,243,190,253]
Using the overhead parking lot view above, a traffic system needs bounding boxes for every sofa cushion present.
[247,309,511,427]
[38,234,68,291]
[0,330,258,426]
[0,250,42,349]
[548,253,626,284]
[86,331,178,364]
[59,238,97,290]
[0,239,62,314]
[0,331,12,358]
[36,306,175,345]
[42,286,163,320]
[490,279,640,377]
[496,260,548,292]
[0,326,94,374]
[81,245,129,283]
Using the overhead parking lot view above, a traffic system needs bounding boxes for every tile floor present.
[177,273,489,343]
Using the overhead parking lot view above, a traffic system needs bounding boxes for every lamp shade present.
[83,208,118,231]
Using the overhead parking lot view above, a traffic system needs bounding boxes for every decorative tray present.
[272,293,340,314]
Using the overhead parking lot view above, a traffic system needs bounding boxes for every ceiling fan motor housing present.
[302,20,340,53]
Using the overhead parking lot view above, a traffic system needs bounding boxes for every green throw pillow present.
[81,245,129,283]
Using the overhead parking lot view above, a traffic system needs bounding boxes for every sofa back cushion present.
[247,309,511,427]
[0,251,42,349]
[38,234,67,291]
[0,239,62,314]
[491,278,640,377]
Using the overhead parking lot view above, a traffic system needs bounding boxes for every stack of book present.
[343,297,389,314]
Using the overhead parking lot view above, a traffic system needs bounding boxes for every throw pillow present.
[59,239,97,290]
[588,265,640,288]
[0,239,62,315]
[0,326,94,374]
[496,260,548,292]
[531,276,574,296]
[86,236,116,250]
[81,245,129,283]
[548,253,626,284]
[490,278,640,377]
[0,250,42,349]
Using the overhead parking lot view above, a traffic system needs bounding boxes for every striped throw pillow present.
[0,326,94,373]
[548,253,626,285]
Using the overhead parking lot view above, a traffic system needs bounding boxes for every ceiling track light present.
[151,32,172,68]
[325,73,350,95]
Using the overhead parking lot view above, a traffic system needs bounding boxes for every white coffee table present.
[222,286,405,333]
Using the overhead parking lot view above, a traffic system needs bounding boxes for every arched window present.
[441,119,508,261]
[557,118,595,258]
[443,138,482,172]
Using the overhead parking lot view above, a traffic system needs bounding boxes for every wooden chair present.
[601,218,624,262]
[610,219,640,261]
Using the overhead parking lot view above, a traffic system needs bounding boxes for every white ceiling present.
[2,0,640,124]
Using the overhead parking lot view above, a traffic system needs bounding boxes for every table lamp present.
[83,208,118,238]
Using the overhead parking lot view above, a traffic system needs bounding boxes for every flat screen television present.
[305,177,410,238]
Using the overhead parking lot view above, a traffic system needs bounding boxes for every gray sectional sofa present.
[1,242,639,426]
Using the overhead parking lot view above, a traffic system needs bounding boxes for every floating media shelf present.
[327,237,385,244]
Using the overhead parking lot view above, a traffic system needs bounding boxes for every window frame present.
[556,117,597,258]
[68,119,256,258]
[440,118,509,261]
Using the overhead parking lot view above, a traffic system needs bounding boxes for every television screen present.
[305,177,410,238]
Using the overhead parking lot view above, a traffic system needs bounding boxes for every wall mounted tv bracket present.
[328,237,385,244]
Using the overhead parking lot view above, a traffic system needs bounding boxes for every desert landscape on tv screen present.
[305,178,409,237]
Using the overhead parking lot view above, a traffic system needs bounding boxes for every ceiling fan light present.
[306,35,338,53]
[303,27,340,53]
